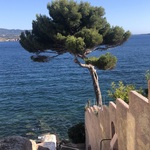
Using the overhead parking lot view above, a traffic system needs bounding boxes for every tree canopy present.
[20,0,130,64]
[20,0,131,105]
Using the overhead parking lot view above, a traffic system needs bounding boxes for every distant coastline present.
[0,28,24,42]
[0,37,19,42]
[0,28,150,42]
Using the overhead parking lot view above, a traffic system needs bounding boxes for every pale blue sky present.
[0,0,150,34]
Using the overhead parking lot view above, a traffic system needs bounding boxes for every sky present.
[0,0,150,34]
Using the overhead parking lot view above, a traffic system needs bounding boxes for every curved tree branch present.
[74,56,102,106]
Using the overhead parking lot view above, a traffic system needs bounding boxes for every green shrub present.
[68,122,85,144]
[108,81,143,103]
[145,70,150,81]
[143,70,150,97]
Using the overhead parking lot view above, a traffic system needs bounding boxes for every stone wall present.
[85,105,110,150]
[85,80,150,150]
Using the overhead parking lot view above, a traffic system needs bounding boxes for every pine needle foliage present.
[85,53,117,70]
[20,0,131,59]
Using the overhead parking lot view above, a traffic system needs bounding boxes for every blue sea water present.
[0,34,150,140]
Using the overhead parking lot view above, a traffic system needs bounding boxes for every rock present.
[0,136,33,150]
[38,145,49,150]
[0,134,57,150]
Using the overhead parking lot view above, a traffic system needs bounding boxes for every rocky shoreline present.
[0,134,56,150]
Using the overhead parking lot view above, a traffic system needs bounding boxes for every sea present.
[0,34,150,140]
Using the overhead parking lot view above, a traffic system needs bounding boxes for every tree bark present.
[88,65,102,106]
[74,57,102,106]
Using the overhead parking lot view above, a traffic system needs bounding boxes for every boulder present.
[38,145,49,150]
[0,136,33,150]
[0,134,56,150]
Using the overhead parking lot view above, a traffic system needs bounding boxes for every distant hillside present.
[0,28,24,35]
[0,28,25,41]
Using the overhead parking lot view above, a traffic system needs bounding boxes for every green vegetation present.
[144,70,150,97]
[20,0,131,106]
[68,122,85,144]
[108,81,143,103]
[145,70,150,81]
[85,53,117,70]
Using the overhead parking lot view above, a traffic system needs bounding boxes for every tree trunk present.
[74,57,102,106]
[88,65,102,106]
